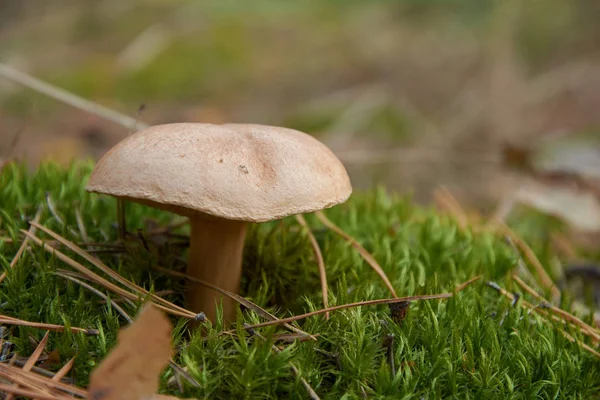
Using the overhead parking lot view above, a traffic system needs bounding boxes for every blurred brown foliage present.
[1,0,600,208]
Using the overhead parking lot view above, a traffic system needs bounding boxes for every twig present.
[512,275,600,342]
[0,363,87,397]
[31,222,192,315]
[54,272,199,389]
[22,332,49,372]
[44,194,64,227]
[0,315,95,335]
[505,236,540,291]
[296,215,329,319]
[56,273,133,323]
[151,265,317,341]
[74,207,90,247]
[6,332,50,400]
[0,63,148,130]
[51,357,75,384]
[22,229,196,319]
[315,211,397,298]
[240,291,468,333]
[433,186,469,230]
[454,275,482,292]
[0,383,61,400]
[8,359,73,383]
[0,207,43,284]
[26,224,197,319]
[491,218,561,299]
[96,290,174,304]
[239,277,479,332]
[486,281,600,358]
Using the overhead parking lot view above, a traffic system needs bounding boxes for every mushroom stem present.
[187,217,248,324]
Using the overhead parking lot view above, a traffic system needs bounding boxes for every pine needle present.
[512,274,600,342]
[314,211,397,297]
[151,265,317,341]
[0,363,87,397]
[0,63,148,130]
[22,229,196,319]
[486,281,600,358]
[29,222,195,318]
[491,218,561,299]
[433,186,469,230]
[0,315,96,335]
[239,276,479,332]
[52,357,75,383]
[0,207,43,284]
[295,215,329,319]
[57,273,133,323]
[0,383,62,400]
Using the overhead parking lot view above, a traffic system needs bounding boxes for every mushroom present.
[86,123,352,323]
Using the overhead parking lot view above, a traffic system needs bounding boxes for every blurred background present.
[1,0,600,211]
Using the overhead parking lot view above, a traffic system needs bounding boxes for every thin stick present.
[296,215,329,319]
[53,272,198,388]
[433,186,469,230]
[0,63,148,130]
[0,369,72,400]
[74,207,90,246]
[11,360,72,383]
[29,222,195,318]
[45,194,64,228]
[22,230,195,319]
[52,357,75,383]
[491,218,560,299]
[486,281,600,358]
[57,273,133,323]
[454,275,482,292]
[512,275,600,342]
[0,364,87,397]
[151,265,317,341]
[0,383,61,400]
[505,236,540,291]
[23,331,49,372]
[0,208,43,284]
[315,211,397,298]
[240,277,479,332]
[243,294,452,331]
[0,316,95,335]
[6,332,50,400]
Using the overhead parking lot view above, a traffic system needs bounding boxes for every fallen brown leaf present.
[88,304,173,400]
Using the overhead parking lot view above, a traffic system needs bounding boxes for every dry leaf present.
[88,304,173,400]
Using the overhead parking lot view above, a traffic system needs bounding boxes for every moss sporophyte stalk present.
[0,161,599,398]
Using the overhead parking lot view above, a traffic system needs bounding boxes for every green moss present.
[0,161,599,398]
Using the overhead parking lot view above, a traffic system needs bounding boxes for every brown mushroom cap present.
[86,123,352,222]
